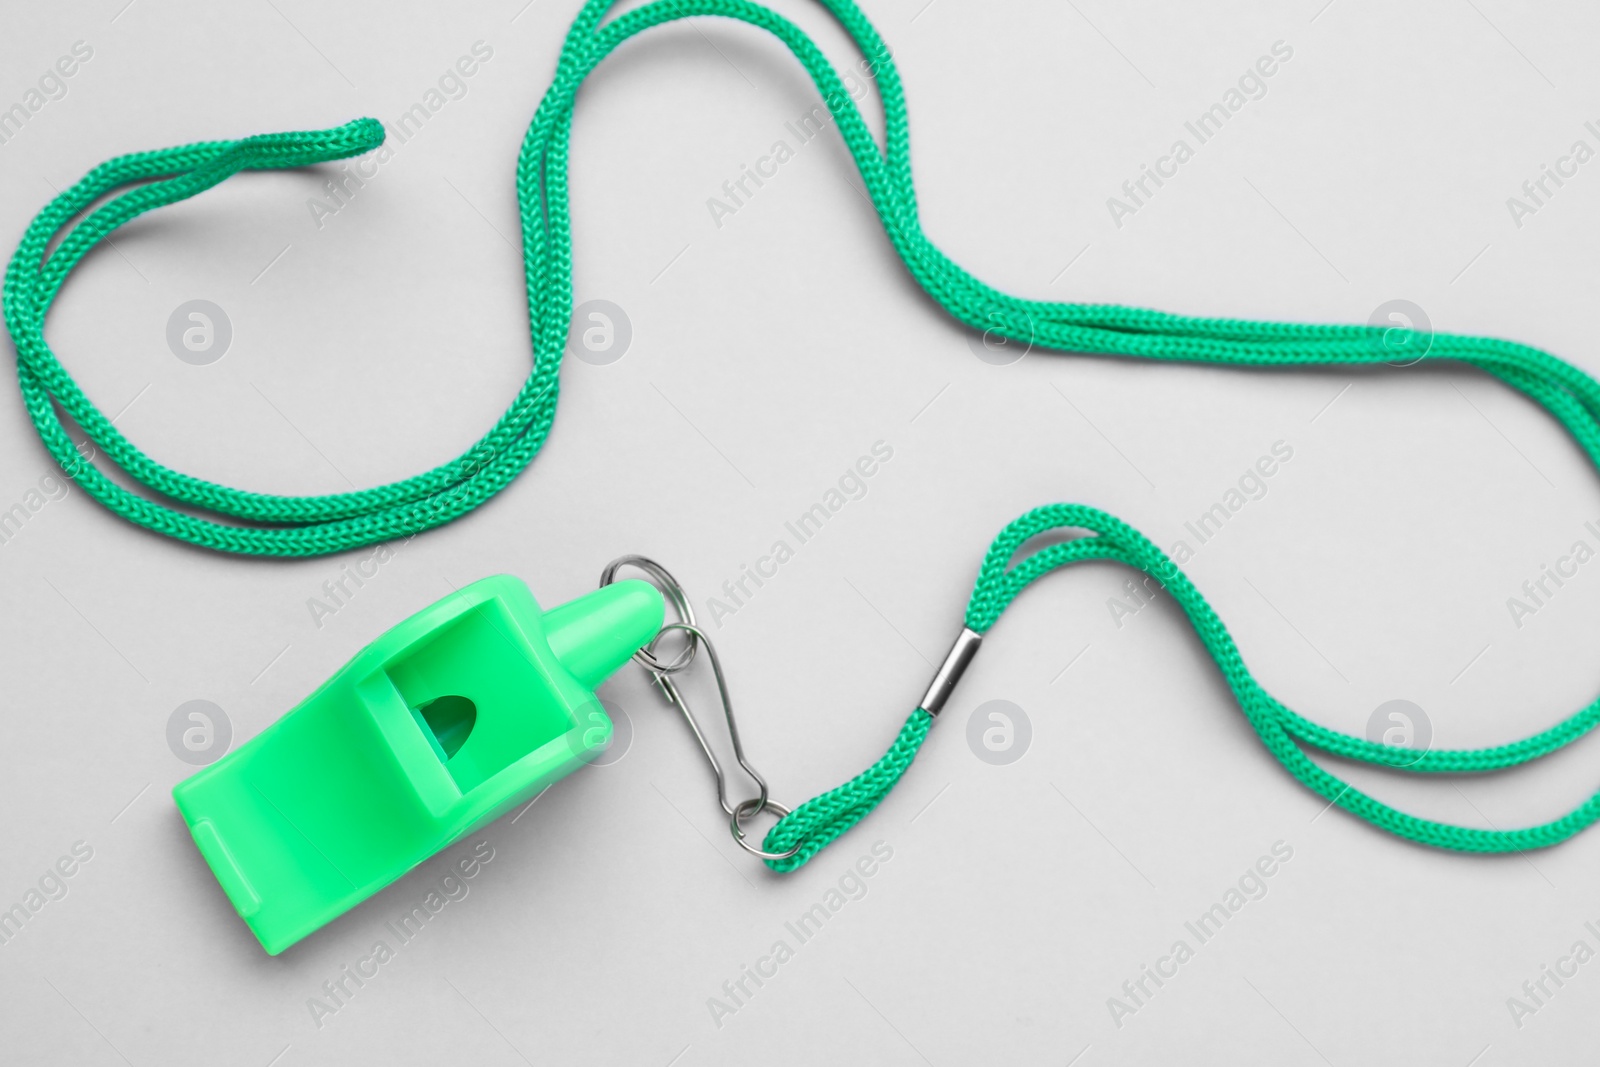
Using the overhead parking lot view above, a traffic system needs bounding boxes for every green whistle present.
[173,575,664,955]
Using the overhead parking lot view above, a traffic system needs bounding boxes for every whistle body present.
[173,575,663,954]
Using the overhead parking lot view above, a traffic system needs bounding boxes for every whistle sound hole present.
[416,695,477,761]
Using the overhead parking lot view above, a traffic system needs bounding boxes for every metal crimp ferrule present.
[918,627,982,718]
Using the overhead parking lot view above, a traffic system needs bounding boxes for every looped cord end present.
[760,708,933,874]
[238,116,386,170]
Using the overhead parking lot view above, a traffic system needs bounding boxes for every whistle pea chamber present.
[173,575,664,955]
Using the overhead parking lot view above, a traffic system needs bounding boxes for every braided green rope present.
[762,709,931,873]
[10,0,1600,866]
[762,504,1600,869]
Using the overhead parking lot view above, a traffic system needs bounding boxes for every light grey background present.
[2,0,1598,1063]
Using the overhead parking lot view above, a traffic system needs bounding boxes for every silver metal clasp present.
[600,555,800,861]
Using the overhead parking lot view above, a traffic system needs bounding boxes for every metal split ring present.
[730,797,800,861]
[599,555,699,674]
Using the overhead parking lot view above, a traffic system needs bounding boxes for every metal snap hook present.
[601,556,795,859]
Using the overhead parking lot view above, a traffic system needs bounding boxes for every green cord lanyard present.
[10,0,1600,872]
